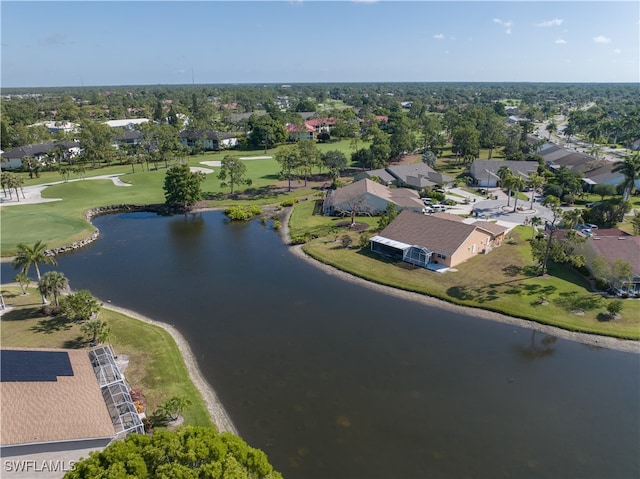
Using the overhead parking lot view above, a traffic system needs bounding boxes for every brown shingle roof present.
[0,348,115,447]
[588,236,640,275]
[331,179,422,210]
[472,220,509,236]
[379,210,477,256]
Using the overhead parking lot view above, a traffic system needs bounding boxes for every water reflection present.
[2,211,638,479]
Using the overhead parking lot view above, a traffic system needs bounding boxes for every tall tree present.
[296,139,321,186]
[527,173,545,209]
[163,164,206,210]
[38,271,69,307]
[497,166,514,207]
[217,155,251,194]
[510,174,526,212]
[12,241,56,283]
[611,153,640,201]
[321,150,347,184]
[275,146,302,192]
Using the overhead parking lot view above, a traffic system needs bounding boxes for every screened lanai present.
[88,345,145,437]
[404,245,432,268]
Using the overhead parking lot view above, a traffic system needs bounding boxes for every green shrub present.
[224,205,263,221]
[280,198,298,207]
[273,220,282,230]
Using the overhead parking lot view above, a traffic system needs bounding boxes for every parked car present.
[421,198,433,205]
[432,204,447,212]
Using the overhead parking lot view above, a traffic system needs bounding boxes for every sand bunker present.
[190,167,214,174]
[200,161,221,167]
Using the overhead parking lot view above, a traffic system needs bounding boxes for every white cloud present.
[536,19,563,27]
[433,33,444,40]
[613,49,621,54]
[493,18,513,35]
[555,38,567,44]
[593,35,612,44]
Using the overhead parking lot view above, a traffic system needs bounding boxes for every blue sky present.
[2,1,638,87]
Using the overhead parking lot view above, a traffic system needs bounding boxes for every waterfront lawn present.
[292,207,640,339]
[2,141,364,256]
[0,285,213,427]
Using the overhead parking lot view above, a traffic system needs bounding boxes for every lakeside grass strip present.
[0,285,237,431]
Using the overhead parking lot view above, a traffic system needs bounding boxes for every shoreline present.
[279,206,640,354]
[101,303,239,435]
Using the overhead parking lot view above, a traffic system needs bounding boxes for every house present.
[113,130,143,149]
[322,179,424,216]
[469,159,538,187]
[353,168,396,186]
[577,231,640,295]
[386,164,454,190]
[369,210,507,270]
[305,117,336,134]
[103,118,149,129]
[0,141,80,170]
[0,346,144,467]
[179,129,238,151]
[30,121,79,134]
[286,123,315,141]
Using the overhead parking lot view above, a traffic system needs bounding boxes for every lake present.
[4,210,638,479]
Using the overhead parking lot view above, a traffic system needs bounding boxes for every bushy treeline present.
[65,426,282,479]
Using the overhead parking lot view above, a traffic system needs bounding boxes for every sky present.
[1,1,639,88]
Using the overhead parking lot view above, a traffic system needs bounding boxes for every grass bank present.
[289,199,640,340]
[0,285,213,427]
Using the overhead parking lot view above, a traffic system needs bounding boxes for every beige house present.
[323,178,424,216]
[370,210,507,270]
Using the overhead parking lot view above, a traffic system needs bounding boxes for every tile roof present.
[387,163,454,188]
[378,210,478,256]
[0,348,115,447]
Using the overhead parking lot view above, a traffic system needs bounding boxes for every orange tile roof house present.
[322,179,424,216]
[370,210,508,270]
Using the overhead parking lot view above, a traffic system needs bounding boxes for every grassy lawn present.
[289,201,640,340]
[1,141,368,257]
[0,285,213,427]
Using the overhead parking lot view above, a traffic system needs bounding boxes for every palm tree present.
[510,175,526,212]
[545,121,557,140]
[81,319,111,345]
[527,173,545,209]
[497,166,513,206]
[38,271,69,307]
[530,216,542,238]
[612,153,640,201]
[12,241,57,282]
[14,273,30,295]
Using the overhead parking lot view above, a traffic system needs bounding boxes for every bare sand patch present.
[200,161,222,167]
[190,167,214,174]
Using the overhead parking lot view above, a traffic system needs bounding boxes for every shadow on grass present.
[553,291,603,312]
[1,306,44,321]
[63,336,87,349]
[447,286,476,301]
[522,283,558,296]
[30,316,73,334]
[0,291,22,300]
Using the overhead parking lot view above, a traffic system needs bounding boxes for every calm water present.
[5,211,639,478]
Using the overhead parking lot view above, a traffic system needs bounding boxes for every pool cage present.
[88,345,145,438]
